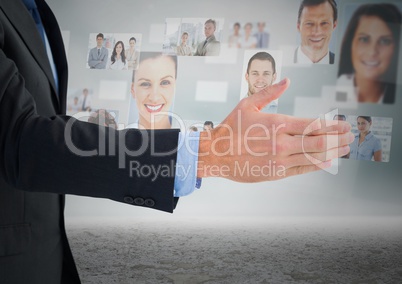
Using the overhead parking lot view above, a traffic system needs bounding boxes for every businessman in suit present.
[87,33,108,69]
[194,19,221,56]
[0,0,353,283]
[254,22,269,48]
[294,0,337,64]
[0,1,180,282]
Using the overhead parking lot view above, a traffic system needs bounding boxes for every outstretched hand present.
[197,78,353,182]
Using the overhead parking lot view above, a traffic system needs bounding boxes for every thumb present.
[249,78,290,111]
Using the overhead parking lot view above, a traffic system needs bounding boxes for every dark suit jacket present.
[0,0,179,283]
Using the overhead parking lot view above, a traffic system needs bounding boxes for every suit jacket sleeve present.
[0,0,179,213]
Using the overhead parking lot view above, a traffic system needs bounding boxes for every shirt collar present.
[358,132,374,141]
[206,35,215,42]
[296,46,330,64]
[365,132,374,140]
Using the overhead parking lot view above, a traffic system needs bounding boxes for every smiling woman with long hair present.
[107,40,128,70]
[337,4,401,104]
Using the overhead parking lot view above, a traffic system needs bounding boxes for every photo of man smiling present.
[242,51,281,113]
[294,0,338,64]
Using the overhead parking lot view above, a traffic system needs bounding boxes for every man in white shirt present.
[244,52,278,113]
[294,0,337,64]
[77,88,92,111]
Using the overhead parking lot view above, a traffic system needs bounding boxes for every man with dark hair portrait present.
[88,33,109,69]
[245,52,278,113]
[203,121,214,131]
[295,0,338,64]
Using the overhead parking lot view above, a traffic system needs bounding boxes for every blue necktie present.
[22,0,46,44]
[21,0,59,95]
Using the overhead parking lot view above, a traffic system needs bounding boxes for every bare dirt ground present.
[66,217,402,284]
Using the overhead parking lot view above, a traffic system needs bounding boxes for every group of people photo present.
[228,22,270,49]
[87,33,141,70]
[288,0,400,104]
[163,1,401,105]
[81,0,400,163]
[82,0,402,135]
[165,18,223,56]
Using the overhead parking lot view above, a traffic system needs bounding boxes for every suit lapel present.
[202,42,208,55]
[101,47,107,59]
[1,0,60,108]
[203,35,215,55]
[329,52,335,64]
